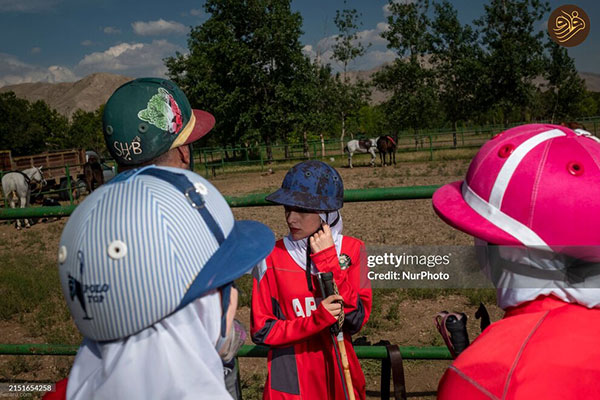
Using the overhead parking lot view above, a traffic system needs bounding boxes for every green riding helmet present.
[103,77,215,166]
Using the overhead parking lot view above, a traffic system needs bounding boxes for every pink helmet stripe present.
[489,129,566,208]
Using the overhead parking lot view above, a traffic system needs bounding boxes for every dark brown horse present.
[560,121,585,130]
[377,135,397,166]
[84,156,104,193]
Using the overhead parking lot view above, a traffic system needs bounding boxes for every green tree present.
[430,0,484,146]
[543,40,587,122]
[331,0,371,152]
[375,0,440,133]
[66,107,104,154]
[166,0,309,161]
[475,0,549,124]
[0,93,69,156]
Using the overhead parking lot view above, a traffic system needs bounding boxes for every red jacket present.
[438,295,600,399]
[251,237,372,400]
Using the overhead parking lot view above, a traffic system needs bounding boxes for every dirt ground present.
[0,156,505,399]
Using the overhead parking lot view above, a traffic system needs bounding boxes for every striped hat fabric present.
[58,166,274,341]
[433,124,600,255]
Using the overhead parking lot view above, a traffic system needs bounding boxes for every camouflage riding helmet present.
[103,77,215,165]
[266,160,344,212]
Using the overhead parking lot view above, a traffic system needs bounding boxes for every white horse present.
[344,138,378,168]
[1,166,46,229]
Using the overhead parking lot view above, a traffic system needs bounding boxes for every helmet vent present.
[108,240,128,260]
[567,161,584,176]
[105,125,113,135]
[498,144,514,158]
[138,123,149,133]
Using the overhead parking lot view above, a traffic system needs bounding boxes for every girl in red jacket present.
[251,160,372,400]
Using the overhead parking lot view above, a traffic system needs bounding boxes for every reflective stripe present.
[489,129,565,208]
[462,183,550,249]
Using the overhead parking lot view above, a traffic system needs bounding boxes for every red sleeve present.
[42,378,67,400]
[437,367,492,400]
[251,264,338,347]
[311,242,372,335]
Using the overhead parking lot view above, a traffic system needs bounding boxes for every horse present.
[344,138,378,168]
[83,157,104,193]
[377,135,397,166]
[561,121,585,130]
[1,166,46,229]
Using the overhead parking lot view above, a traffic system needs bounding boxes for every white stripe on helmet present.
[462,183,550,248]
[489,129,565,208]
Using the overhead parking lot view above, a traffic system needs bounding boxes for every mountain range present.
[1,68,599,118]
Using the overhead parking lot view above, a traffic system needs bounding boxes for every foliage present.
[332,0,369,79]
[542,39,588,122]
[475,0,550,123]
[0,92,106,158]
[0,92,69,156]
[374,0,442,132]
[430,1,485,131]
[166,0,320,160]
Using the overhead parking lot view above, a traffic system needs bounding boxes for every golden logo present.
[548,5,590,47]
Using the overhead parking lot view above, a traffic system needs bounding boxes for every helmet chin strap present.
[305,211,340,291]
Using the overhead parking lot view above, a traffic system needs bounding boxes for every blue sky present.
[0,0,598,87]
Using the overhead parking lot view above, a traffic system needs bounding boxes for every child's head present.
[58,166,274,341]
[266,160,344,239]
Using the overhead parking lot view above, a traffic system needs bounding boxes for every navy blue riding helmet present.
[265,160,344,212]
[266,160,344,290]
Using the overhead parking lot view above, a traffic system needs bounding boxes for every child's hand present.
[321,294,343,318]
[309,224,335,253]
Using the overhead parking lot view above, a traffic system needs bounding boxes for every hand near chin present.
[309,224,334,253]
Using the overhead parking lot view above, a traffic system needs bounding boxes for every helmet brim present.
[178,220,275,309]
[171,109,216,149]
[432,180,521,246]
[265,187,342,212]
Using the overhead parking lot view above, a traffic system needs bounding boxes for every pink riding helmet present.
[433,123,600,257]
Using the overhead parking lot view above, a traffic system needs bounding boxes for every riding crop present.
[318,271,355,400]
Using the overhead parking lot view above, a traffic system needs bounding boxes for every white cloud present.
[0,53,77,87]
[132,19,187,36]
[190,9,202,16]
[30,47,41,54]
[75,40,186,77]
[103,26,121,35]
[307,22,391,70]
[81,40,93,46]
[0,0,62,13]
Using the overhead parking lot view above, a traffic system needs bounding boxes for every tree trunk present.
[320,133,325,157]
[452,121,458,149]
[265,136,273,162]
[340,112,346,155]
[303,131,309,158]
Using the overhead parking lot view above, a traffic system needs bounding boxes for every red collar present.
[504,295,574,318]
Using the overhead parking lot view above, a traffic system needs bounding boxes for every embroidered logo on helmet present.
[137,88,183,134]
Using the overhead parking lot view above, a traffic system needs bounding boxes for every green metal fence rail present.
[0,343,450,359]
[0,185,442,219]
[0,344,451,400]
